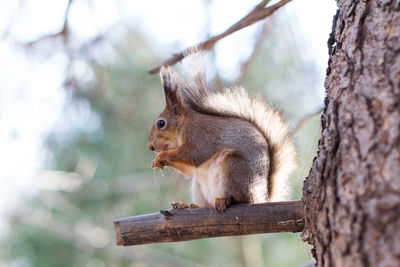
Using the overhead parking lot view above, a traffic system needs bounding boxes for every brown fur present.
[147,67,297,211]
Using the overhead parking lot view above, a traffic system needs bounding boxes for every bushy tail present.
[181,74,297,201]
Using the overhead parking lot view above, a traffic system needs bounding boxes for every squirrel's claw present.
[171,202,190,210]
[189,203,200,209]
[152,155,166,169]
[214,197,232,213]
[151,160,162,169]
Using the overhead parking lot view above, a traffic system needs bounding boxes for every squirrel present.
[147,67,297,212]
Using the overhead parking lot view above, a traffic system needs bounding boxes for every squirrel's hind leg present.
[221,153,254,206]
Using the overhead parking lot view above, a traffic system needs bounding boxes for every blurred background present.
[0,0,336,266]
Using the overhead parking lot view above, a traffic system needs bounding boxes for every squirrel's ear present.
[160,67,185,112]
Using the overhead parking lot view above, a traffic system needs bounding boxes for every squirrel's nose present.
[147,142,155,151]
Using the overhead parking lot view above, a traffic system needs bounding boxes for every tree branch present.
[114,200,304,246]
[148,0,292,74]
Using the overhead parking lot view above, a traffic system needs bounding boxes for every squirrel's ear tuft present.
[160,66,176,91]
[160,66,184,111]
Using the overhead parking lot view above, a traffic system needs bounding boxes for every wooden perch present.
[114,200,304,246]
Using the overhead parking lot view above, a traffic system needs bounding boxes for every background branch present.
[235,19,273,84]
[114,200,304,246]
[24,0,73,47]
[293,108,323,134]
[148,0,292,74]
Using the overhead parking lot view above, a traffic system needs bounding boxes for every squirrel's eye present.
[157,119,166,129]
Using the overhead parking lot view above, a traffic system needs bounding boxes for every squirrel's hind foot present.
[214,197,232,213]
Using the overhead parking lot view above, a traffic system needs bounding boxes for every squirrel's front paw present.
[152,155,167,169]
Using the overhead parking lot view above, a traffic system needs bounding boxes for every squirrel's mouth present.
[153,143,170,153]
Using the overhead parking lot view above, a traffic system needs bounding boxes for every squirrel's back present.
[181,73,297,201]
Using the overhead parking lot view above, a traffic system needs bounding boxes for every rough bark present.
[302,1,400,267]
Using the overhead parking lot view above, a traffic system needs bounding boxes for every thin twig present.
[148,0,292,74]
[293,108,323,134]
[235,19,273,84]
[24,0,73,47]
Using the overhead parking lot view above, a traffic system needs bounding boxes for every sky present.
[0,0,337,234]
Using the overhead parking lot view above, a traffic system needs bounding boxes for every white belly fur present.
[190,153,227,206]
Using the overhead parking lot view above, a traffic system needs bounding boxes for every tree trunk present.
[302,1,400,267]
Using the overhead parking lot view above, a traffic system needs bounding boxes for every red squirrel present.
[147,67,297,212]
